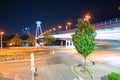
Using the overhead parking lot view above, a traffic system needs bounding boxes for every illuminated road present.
[0,47,120,80]
[0,48,80,80]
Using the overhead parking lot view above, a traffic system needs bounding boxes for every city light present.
[0,32,4,50]
[49,29,52,32]
[58,25,62,31]
[84,14,91,21]
[58,25,62,29]
[52,28,56,31]
[67,22,72,26]
[66,22,72,30]
[118,6,120,10]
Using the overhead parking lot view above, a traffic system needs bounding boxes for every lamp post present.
[58,25,62,31]
[49,29,52,32]
[118,6,120,10]
[66,25,68,30]
[84,14,91,21]
[52,28,56,32]
[66,22,72,30]
[0,32,4,50]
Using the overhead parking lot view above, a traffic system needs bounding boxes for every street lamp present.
[49,29,52,32]
[118,6,120,10]
[66,22,72,30]
[52,28,56,31]
[0,32,4,50]
[84,14,91,21]
[58,25,62,31]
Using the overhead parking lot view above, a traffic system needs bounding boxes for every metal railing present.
[93,17,120,26]
[51,17,120,35]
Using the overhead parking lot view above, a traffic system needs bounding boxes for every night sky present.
[0,0,120,35]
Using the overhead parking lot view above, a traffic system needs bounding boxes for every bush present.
[107,72,120,80]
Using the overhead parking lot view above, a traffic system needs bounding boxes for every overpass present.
[51,17,120,47]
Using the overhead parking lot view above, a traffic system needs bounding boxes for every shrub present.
[107,72,120,80]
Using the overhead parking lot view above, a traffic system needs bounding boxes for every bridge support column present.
[65,40,68,47]
[68,41,71,46]
[61,41,63,46]
[71,42,74,46]
[66,40,72,47]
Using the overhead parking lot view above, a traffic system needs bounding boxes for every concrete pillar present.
[65,40,68,47]
[68,41,71,46]
[71,42,74,46]
[61,41,63,46]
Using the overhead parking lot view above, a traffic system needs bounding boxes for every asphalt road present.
[0,47,120,80]
[0,48,81,80]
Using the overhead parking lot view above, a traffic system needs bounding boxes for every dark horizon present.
[0,0,120,35]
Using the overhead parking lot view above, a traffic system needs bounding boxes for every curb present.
[71,66,84,80]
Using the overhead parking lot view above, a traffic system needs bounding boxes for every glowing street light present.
[66,22,72,30]
[118,6,120,10]
[84,14,91,21]
[67,22,72,26]
[52,28,56,31]
[49,29,52,32]
[58,25,62,31]
[0,32,4,50]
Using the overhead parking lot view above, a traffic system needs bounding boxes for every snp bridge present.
[51,17,120,47]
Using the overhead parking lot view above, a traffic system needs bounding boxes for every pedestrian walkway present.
[73,62,120,80]
[34,63,79,80]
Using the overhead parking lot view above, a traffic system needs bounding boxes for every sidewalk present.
[73,62,120,80]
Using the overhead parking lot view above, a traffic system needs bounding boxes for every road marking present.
[71,66,83,80]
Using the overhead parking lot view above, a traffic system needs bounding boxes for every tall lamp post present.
[52,28,56,32]
[58,25,62,31]
[0,32,4,50]
[84,14,91,21]
[66,22,72,30]
[49,29,52,32]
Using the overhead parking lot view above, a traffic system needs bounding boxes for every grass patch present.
[80,68,92,73]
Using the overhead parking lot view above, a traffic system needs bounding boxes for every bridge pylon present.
[35,21,44,46]
[35,21,42,38]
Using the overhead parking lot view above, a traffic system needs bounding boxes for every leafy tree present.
[21,34,29,40]
[27,34,35,46]
[43,31,56,45]
[72,19,96,70]
[43,36,56,45]
[10,33,22,46]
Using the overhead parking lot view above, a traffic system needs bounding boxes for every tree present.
[27,34,35,46]
[72,19,96,70]
[10,33,22,46]
[43,31,56,45]
[21,34,29,40]
[43,36,56,45]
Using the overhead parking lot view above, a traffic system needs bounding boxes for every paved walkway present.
[73,61,120,80]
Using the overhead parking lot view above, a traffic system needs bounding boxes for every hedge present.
[107,72,120,80]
